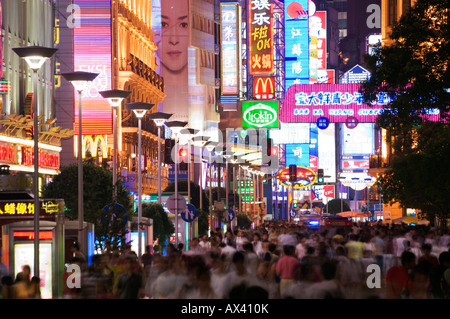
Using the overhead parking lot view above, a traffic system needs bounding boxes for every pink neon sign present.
[280,84,442,123]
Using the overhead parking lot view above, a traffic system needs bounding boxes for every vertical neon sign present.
[284,0,309,90]
[248,0,274,75]
[221,3,239,95]
[309,11,327,83]
[73,0,112,135]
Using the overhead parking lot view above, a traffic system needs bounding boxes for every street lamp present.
[179,128,199,205]
[165,121,188,246]
[126,102,154,260]
[13,45,58,279]
[192,136,210,211]
[99,89,131,202]
[62,71,99,256]
[205,141,217,235]
[146,112,172,205]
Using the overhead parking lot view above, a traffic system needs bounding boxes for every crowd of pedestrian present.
[1,220,450,299]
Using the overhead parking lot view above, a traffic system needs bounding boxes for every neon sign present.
[221,3,239,95]
[0,200,61,217]
[242,101,279,129]
[73,0,112,135]
[254,76,275,100]
[280,83,442,123]
[248,0,274,75]
[276,166,317,189]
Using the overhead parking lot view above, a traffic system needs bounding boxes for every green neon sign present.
[242,101,279,129]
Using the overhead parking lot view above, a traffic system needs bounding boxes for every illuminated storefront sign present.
[0,80,11,94]
[221,3,240,95]
[254,76,275,100]
[20,147,60,170]
[269,123,310,144]
[242,101,279,129]
[248,0,274,75]
[277,166,317,189]
[284,0,309,88]
[309,11,327,82]
[286,144,310,167]
[0,200,62,217]
[73,0,112,135]
[280,83,442,123]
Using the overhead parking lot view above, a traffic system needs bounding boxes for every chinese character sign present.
[248,0,274,75]
[221,4,239,94]
[284,0,309,90]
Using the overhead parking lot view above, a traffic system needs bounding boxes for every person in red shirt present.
[276,245,300,298]
[385,251,416,299]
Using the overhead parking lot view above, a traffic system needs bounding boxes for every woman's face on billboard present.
[160,0,189,73]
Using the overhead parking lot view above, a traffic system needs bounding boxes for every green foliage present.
[324,199,351,215]
[42,162,132,248]
[163,180,210,211]
[359,0,450,227]
[361,0,449,144]
[196,209,209,237]
[142,202,174,251]
[378,123,450,226]
[236,213,252,230]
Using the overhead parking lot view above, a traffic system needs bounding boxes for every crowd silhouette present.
[1,220,450,299]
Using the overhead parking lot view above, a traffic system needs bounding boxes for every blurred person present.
[257,252,279,299]
[370,230,386,272]
[198,235,210,251]
[141,245,153,273]
[29,276,41,299]
[345,234,365,260]
[113,256,144,299]
[243,242,259,274]
[209,253,229,299]
[151,254,189,298]
[1,275,14,299]
[333,245,364,299]
[276,245,300,298]
[252,233,263,257]
[71,241,86,264]
[13,265,32,299]
[308,261,343,299]
[295,234,307,261]
[385,251,416,299]
[235,231,247,252]
[283,263,316,299]
[428,251,450,299]
[418,243,439,267]
[221,252,264,299]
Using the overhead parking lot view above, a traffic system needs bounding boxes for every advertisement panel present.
[342,123,374,155]
[280,83,442,123]
[221,4,239,95]
[284,0,309,88]
[155,0,190,121]
[285,144,310,167]
[242,101,279,129]
[269,123,310,144]
[73,0,112,135]
[309,10,327,82]
[248,0,274,75]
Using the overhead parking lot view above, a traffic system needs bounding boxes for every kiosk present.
[0,199,65,298]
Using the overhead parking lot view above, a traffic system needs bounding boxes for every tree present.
[142,202,174,252]
[42,162,133,248]
[324,199,351,215]
[361,0,449,142]
[359,0,450,226]
[163,180,210,211]
[378,122,450,227]
[236,213,253,230]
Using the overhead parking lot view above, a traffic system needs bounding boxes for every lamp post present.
[62,71,99,255]
[205,141,217,235]
[99,90,131,202]
[13,46,58,279]
[165,121,188,246]
[192,136,210,211]
[126,102,154,260]
[147,112,173,204]
[179,128,199,205]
